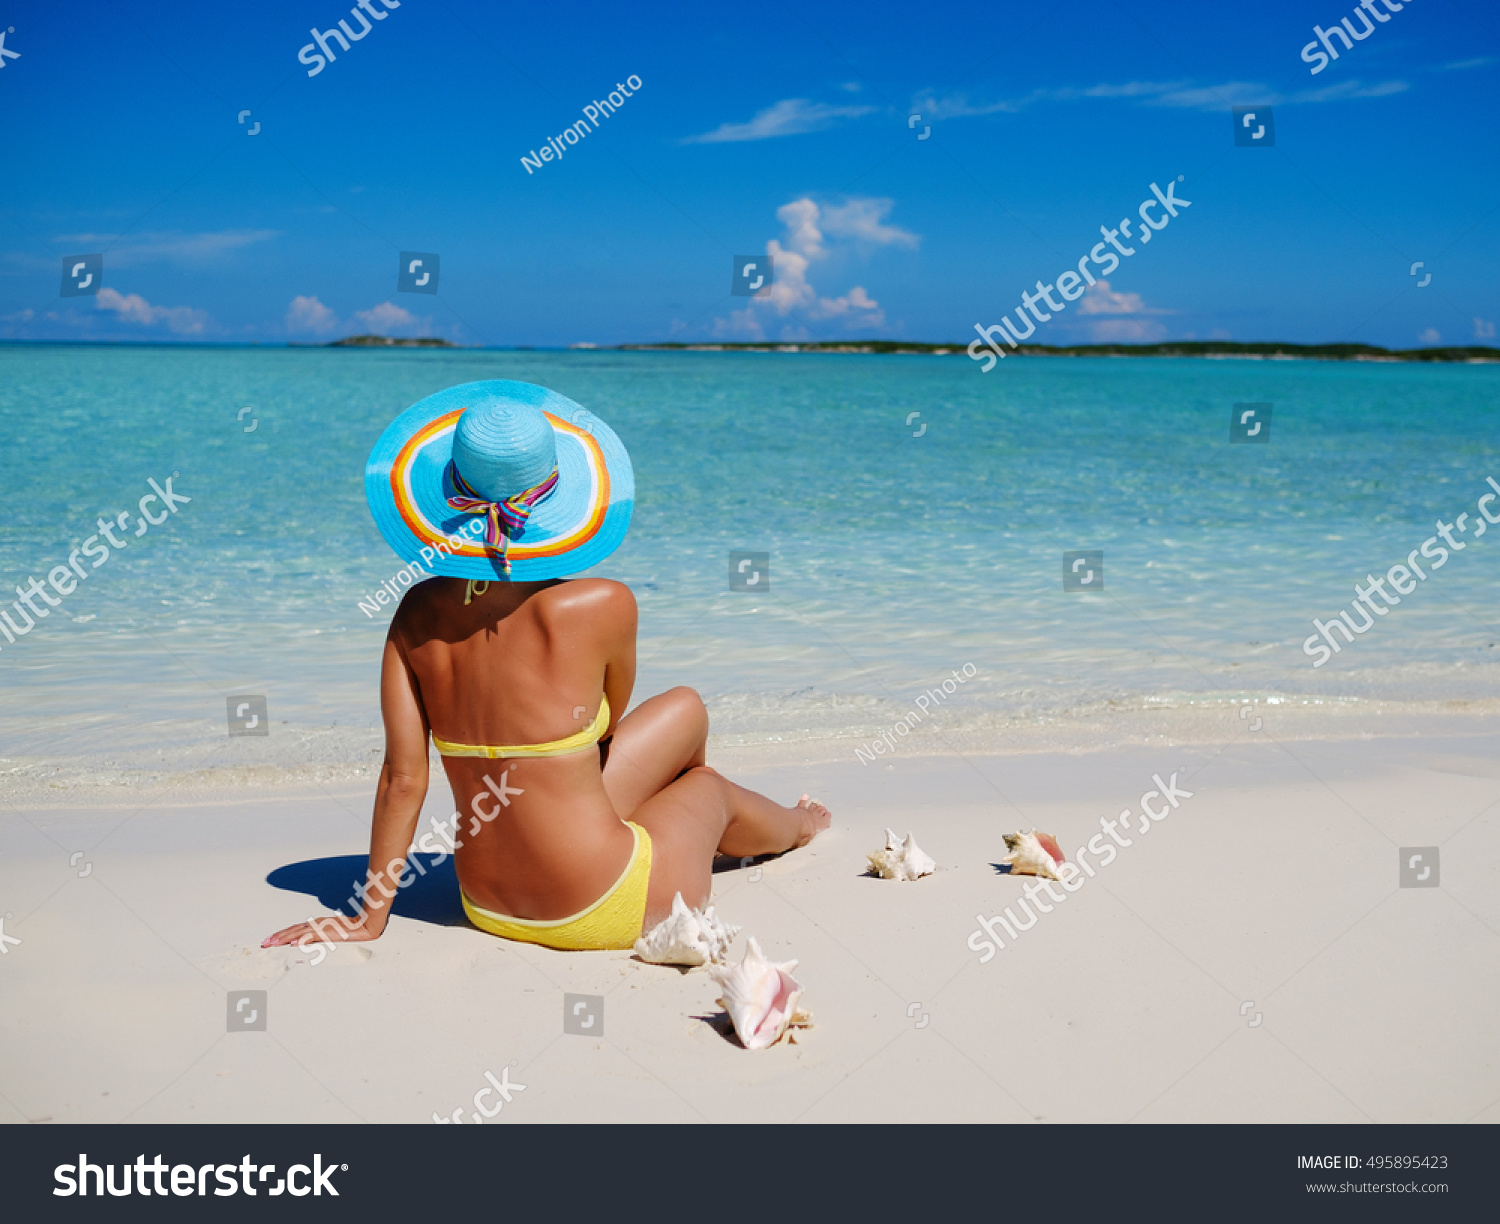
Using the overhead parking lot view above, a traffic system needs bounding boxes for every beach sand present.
[2,728,1497,1125]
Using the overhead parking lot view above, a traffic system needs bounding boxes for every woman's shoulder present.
[536,577,636,617]
[529,579,636,647]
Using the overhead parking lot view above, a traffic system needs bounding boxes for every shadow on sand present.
[266,853,467,927]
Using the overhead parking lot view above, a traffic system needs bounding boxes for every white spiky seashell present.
[708,937,811,1050]
[866,828,936,881]
[1000,829,1066,880]
[633,892,741,967]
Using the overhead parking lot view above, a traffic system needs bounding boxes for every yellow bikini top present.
[432,696,610,759]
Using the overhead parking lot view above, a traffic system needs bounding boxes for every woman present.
[264,380,828,954]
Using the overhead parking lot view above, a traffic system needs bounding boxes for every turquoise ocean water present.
[1,344,1497,789]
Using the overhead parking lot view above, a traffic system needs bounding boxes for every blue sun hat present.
[365,380,633,581]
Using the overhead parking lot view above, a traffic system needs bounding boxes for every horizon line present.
[1,337,1497,359]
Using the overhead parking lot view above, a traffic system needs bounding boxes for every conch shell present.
[708,937,811,1050]
[634,892,740,967]
[1000,830,1066,880]
[866,828,935,881]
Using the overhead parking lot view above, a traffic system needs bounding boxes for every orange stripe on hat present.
[390,410,610,558]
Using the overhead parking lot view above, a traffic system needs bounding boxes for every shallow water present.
[2,344,1497,788]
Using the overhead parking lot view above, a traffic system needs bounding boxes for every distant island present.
[327,334,455,348]
[285,336,1499,361]
[618,340,1500,362]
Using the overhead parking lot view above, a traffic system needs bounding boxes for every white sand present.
[2,730,1497,1124]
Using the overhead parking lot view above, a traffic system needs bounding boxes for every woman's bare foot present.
[793,794,832,847]
[707,779,833,860]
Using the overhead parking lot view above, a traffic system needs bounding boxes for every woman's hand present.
[261,912,383,950]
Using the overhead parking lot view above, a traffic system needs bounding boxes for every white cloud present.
[95,288,208,334]
[913,82,1188,119]
[820,199,919,249]
[715,196,911,339]
[286,295,341,336]
[1288,79,1409,104]
[914,77,1408,118]
[1071,280,1169,341]
[58,229,279,267]
[1419,328,1442,344]
[1077,280,1148,315]
[1147,82,1274,109]
[286,295,432,339]
[776,197,825,264]
[910,88,1047,119]
[1081,81,1191,99]
[353,301,418,332]
[814,284,882,320]
[1444,57,1496,71]
[1085,318,1167,342]
[683,98,878,143]
[1474,318,1496,340]
[711,313,763,340]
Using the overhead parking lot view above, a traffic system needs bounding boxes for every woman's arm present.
[599,581,637,741]
[263,632,430,949]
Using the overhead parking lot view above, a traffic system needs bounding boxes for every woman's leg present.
[601,686,709,819]
[629,766,831,927]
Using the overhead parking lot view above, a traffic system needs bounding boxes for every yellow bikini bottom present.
[460,822,652,951]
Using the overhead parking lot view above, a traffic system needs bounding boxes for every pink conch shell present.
[708,937,811,1050]
[1001,829,1066,880]
[867,828,935,881]
[634,892,740,967]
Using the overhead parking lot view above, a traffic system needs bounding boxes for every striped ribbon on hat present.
[447,465,559,575]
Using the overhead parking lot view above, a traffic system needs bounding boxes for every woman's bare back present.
[391,576,639,920]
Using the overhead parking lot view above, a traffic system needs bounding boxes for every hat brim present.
[365,381,633,581]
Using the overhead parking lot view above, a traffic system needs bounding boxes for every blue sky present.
[0,0,1496,347]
